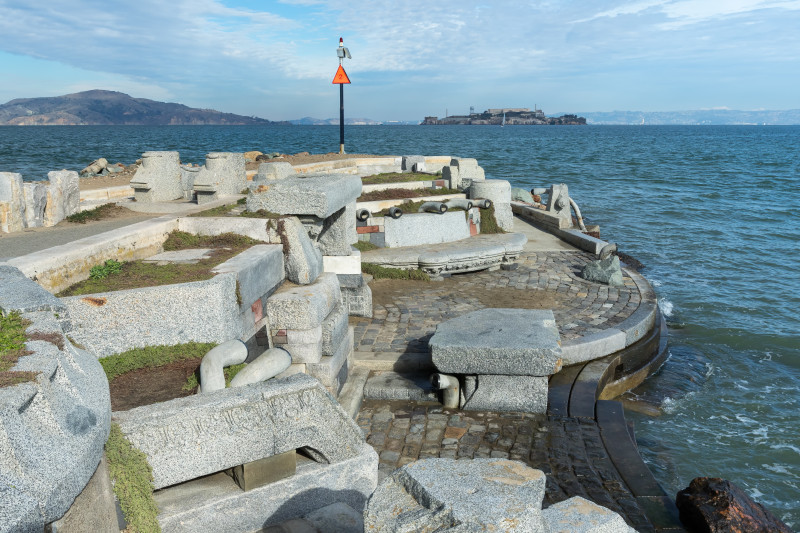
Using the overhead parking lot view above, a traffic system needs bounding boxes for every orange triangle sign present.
[332,65,351,84]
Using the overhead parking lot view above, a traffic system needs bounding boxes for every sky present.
[0,0,799,121]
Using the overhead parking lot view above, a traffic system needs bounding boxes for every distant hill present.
[573,109,800,125]
[0,90,284,125]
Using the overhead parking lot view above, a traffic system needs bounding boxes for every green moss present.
[361,172,433,184]
[182,362,246,392]
[0,312,37,388]
[89,259,124,280]
[100,342,217,382]
[357,187,462,202]
[353,240,379,252]
[361,263,430,281]
[105,423,160,533]
[479,204,506,234]
[65,204,124,224]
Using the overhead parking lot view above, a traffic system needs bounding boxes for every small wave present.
[771,444,800,456]
[763,463,796,476]
[650,279,662,287]
[658,298,674,317]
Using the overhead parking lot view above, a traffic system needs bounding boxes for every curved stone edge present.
[0,267,111,529]
[560,267,658,366]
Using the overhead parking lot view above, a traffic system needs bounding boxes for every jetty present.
[0,154,682,532]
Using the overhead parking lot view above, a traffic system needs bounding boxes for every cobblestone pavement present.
[351,250,641,353]
[357,400,657,533]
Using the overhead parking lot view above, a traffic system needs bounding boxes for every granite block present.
[462,374,549,414]
[247,174,362,218]
[384,211,470,248]
[0,172,25,233]
[256,161,294,181]
[364,458,546,532]
[341,283,373,318]
[266,216,323,285]
[307,326,353,388]
[266,272,341,330]
[430,308,562,376]
[212,244,285,310]
[193,152,246,199]
[542,496,637,532]
[322,303,349,356]
[130,151,183,202]
[114,373,368,490]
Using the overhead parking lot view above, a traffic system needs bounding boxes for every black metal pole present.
[339,83,345,154]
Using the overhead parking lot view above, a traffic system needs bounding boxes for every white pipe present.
[445,198,473,210]
[387,206,403,219]
[430,373,460,408]
[199,339,248,393]
[471,198,493,209]
[419,202,448,214]
[230,347,292,388]
[356,208,370,221]
[569,197,587,232]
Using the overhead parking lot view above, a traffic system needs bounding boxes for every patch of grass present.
[353,240,379,252]
[373,200,464,217]
[0,311,37,388]
[65,204,124,224]
[90,259,124,280]
[189,203,239,217]
[100,342,217,382]
[479,204,506,234]
[239,209,283,219]
[58,232,264,296]
[357,187,461,202]
[105,422,160,533]
[362,263,430,281]
[182,362,246,392]
[361,172,434,184]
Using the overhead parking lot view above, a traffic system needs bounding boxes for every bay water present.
[1,124,798,524]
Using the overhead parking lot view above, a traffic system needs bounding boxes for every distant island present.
[576,109,800,125]
[0,90,286,126]
[422,108,586,126]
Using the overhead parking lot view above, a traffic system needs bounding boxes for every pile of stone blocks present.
[192,152,247,204]
[442,157,486,190]
[1,170,80,233]
[62,244,285,357]
[0,265,115,531]
[130,151,183,202]
[364,458,635,532]
[266,273,354,396]
[248,173,372,320]
[255,161,295,181]
[471,178,514,232]
[429,308,562,413]
[114,374,378,532]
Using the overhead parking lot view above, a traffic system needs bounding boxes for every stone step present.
[363,370,439,402]
[352,351,434,372]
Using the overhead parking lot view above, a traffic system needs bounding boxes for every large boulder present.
[676,477,792,533]
[581,255,623,286]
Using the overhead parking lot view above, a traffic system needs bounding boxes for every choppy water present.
[2,124,799,524]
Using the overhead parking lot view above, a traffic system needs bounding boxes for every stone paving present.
[357,400,657,533]
[351,250,640,355]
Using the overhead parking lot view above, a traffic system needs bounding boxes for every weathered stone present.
[384,211,470,248]
[542,496,637,532]
[247,174,361,219]
[581,255,624,286]
[302,206,354,256]
[442,165,461,189]
[304,502,363,533]
[21,182,46,229]
[471,180,513,232]
[430,308,562,376]
[114,373,372,489]
[256,161,295,181]
[267,216,323,285]
[676,477,792,533]
[341,282,373,318]
[511,187,534,204]
[322,303,349,356]
[266,272,342,330]
[451,158,485,188]
[462,374,549,414]
[546,183,572,222]
[364,458,547,532]
[307,326,353,390]
[193,152,246,204]
[130,151,183,202]
[45,455,118,533]
[402,155,425,171]
[44,170,80,226]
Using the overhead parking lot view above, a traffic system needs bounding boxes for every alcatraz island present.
[422,107,587,125]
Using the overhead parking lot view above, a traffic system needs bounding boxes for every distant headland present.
[0,90,287,126]
[422,107,586,126]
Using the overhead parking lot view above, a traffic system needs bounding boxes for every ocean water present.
[2,124,799,524]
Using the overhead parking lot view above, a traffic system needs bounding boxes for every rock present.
[471,179,513,232]
[581,255,624,286]
[676,477,792,533]
[363,458,547,532]
[255,154,273,162]
[267,216,323,285]
[543,496,637,532]
[44,170,80,226]
[511,186,534,204]
[23,181,47,228]
[256,161,295,181]
[244,150,263,162]
[80,157,108,175]
[130,151,183,202]
[0,172,26,233]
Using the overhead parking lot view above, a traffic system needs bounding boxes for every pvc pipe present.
[471,198,493,209]
[445,198,473,210]
[356,208,371,221]
[199,339,248,393]
[230,347,292,388]
[569,197,588,232]
[387,206,403,219]
[430,373,460,408]
[531,187,548,196]
[418,202,448,214]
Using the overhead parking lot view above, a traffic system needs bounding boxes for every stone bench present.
[429,308,562,413]
[192,152,247,204]
[113,373,378,531]
[361,232,527,276]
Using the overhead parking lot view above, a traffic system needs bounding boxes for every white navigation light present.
[337,37,351,60]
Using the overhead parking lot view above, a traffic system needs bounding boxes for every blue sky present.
[1,0,798,121]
